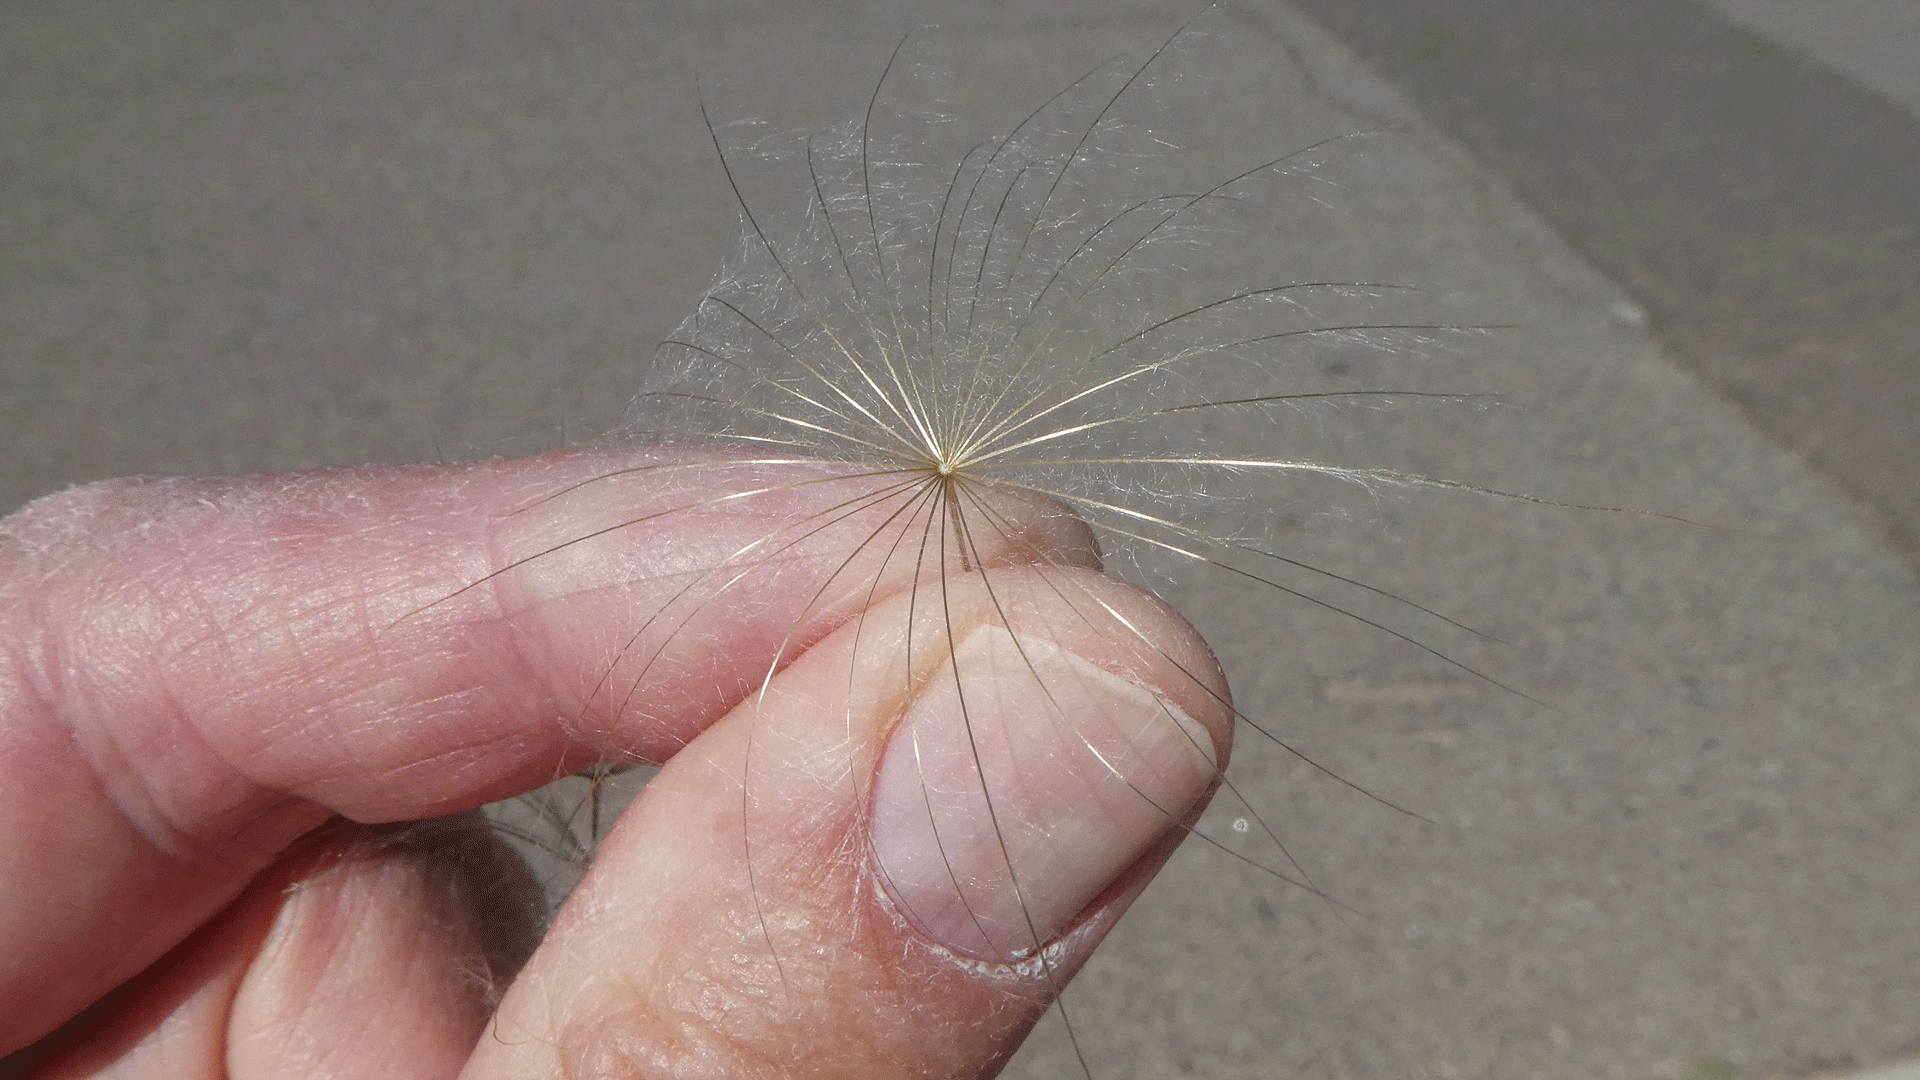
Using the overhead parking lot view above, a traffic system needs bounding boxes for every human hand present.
[0,447,1230,1079]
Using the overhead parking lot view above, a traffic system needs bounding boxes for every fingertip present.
[467,564,1229,1079]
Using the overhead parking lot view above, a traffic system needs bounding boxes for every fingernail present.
[868,623,1218,961]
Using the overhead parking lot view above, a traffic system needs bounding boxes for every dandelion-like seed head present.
[486,13,1614,1078]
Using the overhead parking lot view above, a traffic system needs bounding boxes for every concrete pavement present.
[4,2,1915,1077]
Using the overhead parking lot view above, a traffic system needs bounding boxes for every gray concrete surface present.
[4,2,1917,1079]
[1707,0,1920,116]
[1831,1063,1920,1080]
[1284,0,1920,561]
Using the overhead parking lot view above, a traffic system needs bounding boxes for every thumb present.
[464,563,1231,1079]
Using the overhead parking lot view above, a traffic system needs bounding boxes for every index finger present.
[0,447,1097,1053]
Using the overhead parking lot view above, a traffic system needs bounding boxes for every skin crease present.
[0,446,1232,1079]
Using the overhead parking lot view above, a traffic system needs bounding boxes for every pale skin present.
[0,447,1232,1080]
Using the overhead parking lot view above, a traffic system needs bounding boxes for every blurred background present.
[5,2,1917,1078]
